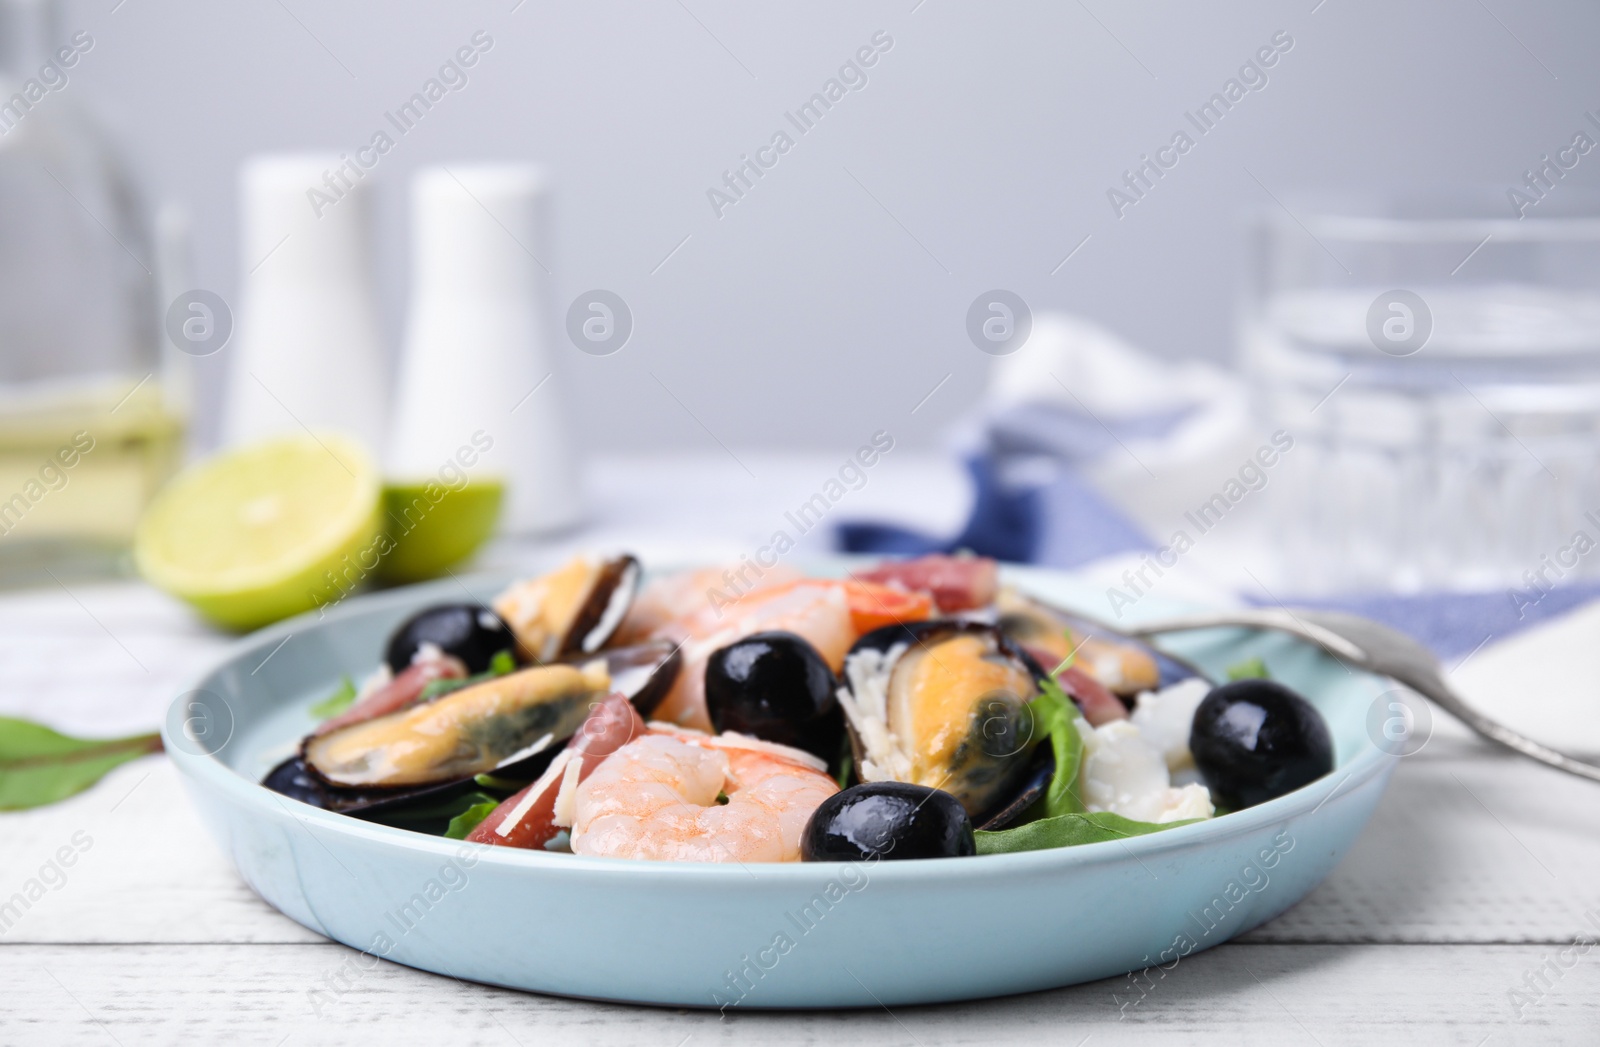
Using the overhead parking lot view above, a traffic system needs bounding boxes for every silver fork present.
[1076,605,1600,784]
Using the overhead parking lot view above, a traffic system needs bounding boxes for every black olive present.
[704,631,842,761]
[1189,679,1334,810]
[384,603,517,675]
[801,782,975,861]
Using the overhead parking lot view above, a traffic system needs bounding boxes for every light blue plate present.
[164,564,1396,1009]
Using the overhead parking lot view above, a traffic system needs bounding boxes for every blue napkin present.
[837,443,1598,660]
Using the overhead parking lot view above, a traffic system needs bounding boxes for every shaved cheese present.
[492,749,573,838]
[836,644,913,783]
[551,750,585,827]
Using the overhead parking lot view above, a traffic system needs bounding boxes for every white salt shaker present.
[388,164,580,534]
[223,154,388,452]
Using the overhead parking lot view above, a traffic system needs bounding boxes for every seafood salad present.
[266,554,1335,862]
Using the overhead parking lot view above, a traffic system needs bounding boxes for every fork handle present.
[1398,670,1600,783]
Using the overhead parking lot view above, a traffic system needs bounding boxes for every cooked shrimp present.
[648,581,856,731]
[569,728,838,862]
[613,564,802,645]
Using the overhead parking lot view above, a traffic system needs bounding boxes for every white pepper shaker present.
[223,153,388,453]
[388,163,580,534]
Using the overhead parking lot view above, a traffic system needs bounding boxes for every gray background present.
[63,0,1600,452]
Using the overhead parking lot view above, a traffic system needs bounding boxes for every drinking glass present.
[1242,190,1600,594]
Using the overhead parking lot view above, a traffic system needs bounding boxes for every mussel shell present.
[303,660,612,789]
[492,554,643,664]
[262,752,560,818]
[565,555,642,656]
[266,640,679,814]
[995,590,1211,695]
[586,639,680,719]
[972,742,1054,831]
[839,619,1048,817]
[849,619,1050,679]
[263,755,424,814]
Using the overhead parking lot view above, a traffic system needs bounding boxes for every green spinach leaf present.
[0,717,162,810]
[975,810,1200,855]
[445,797,500,840]
[1029,677,1086,818]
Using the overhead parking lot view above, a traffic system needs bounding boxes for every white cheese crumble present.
[1129,677,1211,773]
[1078,718,1213,824]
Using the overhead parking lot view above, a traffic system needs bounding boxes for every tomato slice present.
[838,579,935,634]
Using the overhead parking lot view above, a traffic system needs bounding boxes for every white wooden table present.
[3,454,1599,1045]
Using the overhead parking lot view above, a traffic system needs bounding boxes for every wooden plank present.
[1,942,1595,1045]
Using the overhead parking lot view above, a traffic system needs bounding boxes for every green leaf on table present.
[445,798,500,840]
[0,717,162,811]
[974,810,1201,855]
[308,676,358,719]
[1226,658,1270,681]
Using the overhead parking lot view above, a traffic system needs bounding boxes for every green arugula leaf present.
[1029,677,1086,818]
[974,810,1201,855]
[309,676,358,719]
[418,652,520,704]
[445,798,500,840]
[0,717,162,810]
[364,788,500,837]
[1048,628,1077,676]
[1226,657,1270,681]
[472,772,529,793]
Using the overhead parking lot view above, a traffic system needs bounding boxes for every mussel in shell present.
[305,660,611,788]
[836,620,1046,818]
[994,587,1202,697]
[267,640,681,814]
[493,554,641,663]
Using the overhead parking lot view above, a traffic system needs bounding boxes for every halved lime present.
[376,479,503,584]
[134,434,382,630]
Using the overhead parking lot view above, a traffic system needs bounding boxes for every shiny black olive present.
[384,603,517,675]
[704,631,842,761]
[1189,679,1334,810]
[801,782,975,861]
